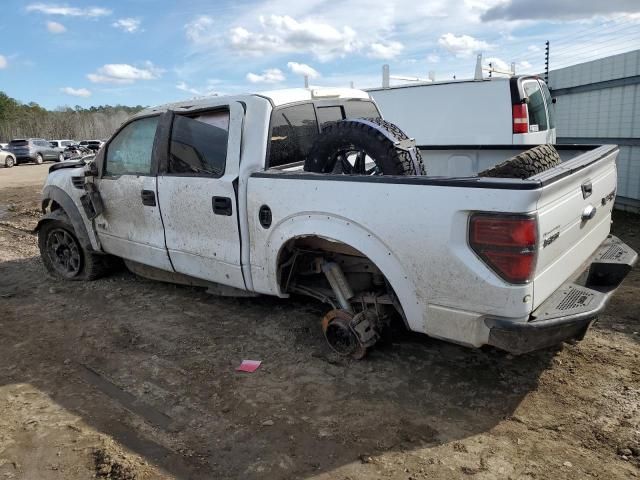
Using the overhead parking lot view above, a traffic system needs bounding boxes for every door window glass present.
[523,81,548,132]
[105,116,159,175]
[268,103,319,167]
[344,100,380,119]
[316,106,344,126]
[168,110,229,176]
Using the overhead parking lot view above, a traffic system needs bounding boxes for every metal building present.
[548,49,640,211]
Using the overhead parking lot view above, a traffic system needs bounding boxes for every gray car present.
[8,138,64,164]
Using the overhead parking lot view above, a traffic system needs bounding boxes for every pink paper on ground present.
[236,360,262,372]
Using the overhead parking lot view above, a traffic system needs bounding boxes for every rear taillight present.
[512,104,529,134]
[469,213,537,284]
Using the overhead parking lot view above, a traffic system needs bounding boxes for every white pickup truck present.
[35,87,636,358]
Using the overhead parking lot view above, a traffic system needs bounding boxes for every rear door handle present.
[141,190,156,206]
[212,196,232,216]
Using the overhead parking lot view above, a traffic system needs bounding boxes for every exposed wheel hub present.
[321,309,379,360]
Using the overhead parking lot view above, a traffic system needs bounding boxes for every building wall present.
[548,49,640,211]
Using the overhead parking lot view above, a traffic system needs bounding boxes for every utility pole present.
[545,40,549,82]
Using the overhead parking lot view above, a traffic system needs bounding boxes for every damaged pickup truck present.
[36,87,637,358]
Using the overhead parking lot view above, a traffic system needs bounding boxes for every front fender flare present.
[264,213,424,333]
[36,185,97,251]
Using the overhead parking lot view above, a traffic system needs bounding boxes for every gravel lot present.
[1,162,639,480]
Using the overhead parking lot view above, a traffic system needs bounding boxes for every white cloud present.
[0,55,7,69]
[185,15,216,45]
[87,62,163,84]
[368,41,404,59]
[26,3,111,17]
[287,61,320,78]
[61,86,91,97]
[528,45,541,52]
[224,15,359,60]
[246,68,285,83]
[427,53,440,63]
[112,18,140,33]
[46,21,66,33]
[438,33,490,57]
[518,60,532,69]
[176,81,218,96]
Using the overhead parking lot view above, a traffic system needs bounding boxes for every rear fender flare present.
[267,213,424,332]
[36,185,98,251]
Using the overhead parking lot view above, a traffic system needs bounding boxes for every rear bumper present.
[485,235,637,354]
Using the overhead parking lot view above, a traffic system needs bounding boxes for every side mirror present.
[84,160,98,177]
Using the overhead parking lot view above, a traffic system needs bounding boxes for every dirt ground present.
[0,162,639,480]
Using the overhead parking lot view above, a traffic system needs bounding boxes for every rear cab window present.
[267,100,380,168]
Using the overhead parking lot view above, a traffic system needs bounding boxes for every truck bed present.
[247,144,619,348]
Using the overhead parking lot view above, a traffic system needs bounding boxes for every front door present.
[156,103,245,289]
[94,115,172,271]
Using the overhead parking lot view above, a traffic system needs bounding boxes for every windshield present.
[10,140,28,146]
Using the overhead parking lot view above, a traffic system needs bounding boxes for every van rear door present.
[513,78,551,145]
[532,146,618,309]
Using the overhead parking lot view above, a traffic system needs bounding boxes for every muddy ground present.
[0,163,639,480]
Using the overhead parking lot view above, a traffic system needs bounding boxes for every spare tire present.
[304,118,426,176]
[478,145,561,179]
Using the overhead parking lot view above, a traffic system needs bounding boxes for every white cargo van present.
[368,76,556,145]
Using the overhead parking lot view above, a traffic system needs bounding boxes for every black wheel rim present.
[331,148,381,175]
[46,228,81,278]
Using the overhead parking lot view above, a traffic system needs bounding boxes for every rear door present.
[156,102,245,289]
[517,79,550,144]
[533,147,618,308]
[94,115,172,270]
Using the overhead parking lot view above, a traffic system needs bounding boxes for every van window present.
[523,80,548,132]
[539,81,556,129]
[268,103,319,167]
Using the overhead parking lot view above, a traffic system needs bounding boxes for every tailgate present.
[533,146,618,309]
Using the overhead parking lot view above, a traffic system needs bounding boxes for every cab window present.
[268,103,318,167]
[105,116,159,176]
[168,110,229,177]
[523,80,548,132]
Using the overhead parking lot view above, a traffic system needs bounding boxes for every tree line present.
[0,91,144,143]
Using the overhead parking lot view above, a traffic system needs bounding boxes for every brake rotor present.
[321,309,367,360]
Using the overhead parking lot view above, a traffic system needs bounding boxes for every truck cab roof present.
[136,87,371,118]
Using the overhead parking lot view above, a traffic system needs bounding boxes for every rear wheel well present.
[277,235,406,325]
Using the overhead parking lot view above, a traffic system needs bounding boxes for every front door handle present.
[213,196,232,216]
[141,190,156,206]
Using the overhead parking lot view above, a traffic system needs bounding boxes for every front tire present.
[35,153,44,165]
[38,216,113,281]
[4,156,15,168]
[57,153,64,162]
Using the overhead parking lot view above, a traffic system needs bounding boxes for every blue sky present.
[0,0,638,109]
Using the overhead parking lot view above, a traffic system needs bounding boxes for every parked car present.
[7,138,64,164]
[0,148,16,168]
[79,140,104,151]
[50,139,76,151]
[0,143,8,150]
[34,87,636,359]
